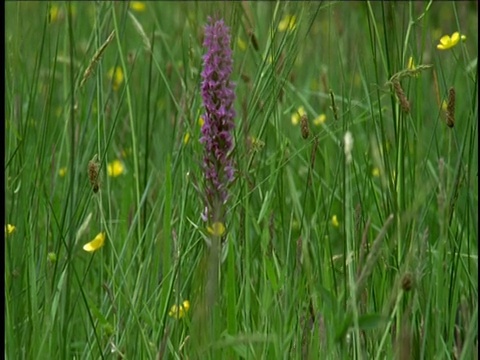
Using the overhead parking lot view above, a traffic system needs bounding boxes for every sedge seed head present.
[88,154,101,193]
[446,87,456,128]
[401,272,414,291]
[393,80,410,114]
[300,114,310,139]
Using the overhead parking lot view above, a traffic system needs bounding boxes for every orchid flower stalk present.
[200,17,236,224]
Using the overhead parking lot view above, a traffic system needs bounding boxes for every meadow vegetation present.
[5,1,478,359]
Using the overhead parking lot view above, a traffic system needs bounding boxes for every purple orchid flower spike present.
[200,17,236,223]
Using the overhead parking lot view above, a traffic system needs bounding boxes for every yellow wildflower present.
[291,106,306,125]
[437,32,466,50]
[5,224,16,235]
[237,37,247,51]
[441,99,448,111]
[107,66,124,91]
[83,232,106,252]
[49,4,63,23]
[168,300,190,319]
[183,132,190,144]
[59,167,67,177]
[107,160,125,177]
[278,15,297,32]
[313,114,326,126]
[331,215,339,227]
[207,222,226,237]
[198,116,205,127]
[47,252,57,263]
[372,167,380,177]
[129,1,146,12]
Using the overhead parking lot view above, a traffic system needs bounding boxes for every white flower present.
[344,131,354,164]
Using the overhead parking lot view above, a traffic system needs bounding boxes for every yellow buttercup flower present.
[237,37,247,51]
[5,224,16,235]
[331,215,339,227]
[183,132,191,144]
[129,1,146,12]
[107,66,124,91]
[59,167,67,177]
[198,116,205,127]
[437,32,466,50]
[168,300,190,319]
[441,99,448,112]
[47,252,57,263]
[207,222,226,237]
[83,232,106,252]
[313,114,326,126]
[107,160,125,177]
[291,106,306,125]
[49,4,63,23]
[372,167,380,177]
[278,15,297,32]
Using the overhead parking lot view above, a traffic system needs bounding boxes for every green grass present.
[5,1,478,359]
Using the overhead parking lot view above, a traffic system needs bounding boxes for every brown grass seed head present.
[446,87,456,128]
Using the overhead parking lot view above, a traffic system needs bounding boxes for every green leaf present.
[358,313,387,330]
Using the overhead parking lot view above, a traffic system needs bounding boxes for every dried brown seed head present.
[446,87,456,128]
[401,272,414,291]
[88,154,101,193]
[393,80,410,114]
[300,114,310,139]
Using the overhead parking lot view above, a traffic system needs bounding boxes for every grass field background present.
[5,1,478,359]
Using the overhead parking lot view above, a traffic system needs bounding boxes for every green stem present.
[111,6,142,243]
